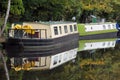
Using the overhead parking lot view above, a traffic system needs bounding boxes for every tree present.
[79,0,114,22]
[0,0,24,23]
[22,0,82,21]
[1,0,24,16]
[0,0,11,80]
[0,0,11,37]
[110,0,120,22]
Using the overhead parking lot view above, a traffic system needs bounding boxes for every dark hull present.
[117,31,120,37]
[80,32,117,40]
[6,33,79,57]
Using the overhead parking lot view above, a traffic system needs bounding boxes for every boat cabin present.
[9,21,78,39]
[84,22,116,32]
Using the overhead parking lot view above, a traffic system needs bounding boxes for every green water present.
[0,38,120,80]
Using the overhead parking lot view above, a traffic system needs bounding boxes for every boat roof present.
[24,21,77,25]
[84,22,116,25]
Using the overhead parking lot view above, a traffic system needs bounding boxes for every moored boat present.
[78,22,118,36]
[6,21,79,56]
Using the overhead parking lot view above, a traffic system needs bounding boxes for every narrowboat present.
[6,21,79,56]
[78,22,118,36]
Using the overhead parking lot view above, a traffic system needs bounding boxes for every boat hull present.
[6,33,79,57]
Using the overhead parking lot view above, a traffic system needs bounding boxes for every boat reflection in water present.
[10,48,78,71]
[78,38,117,51]
[8,40,78,71]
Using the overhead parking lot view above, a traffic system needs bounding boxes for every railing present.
[8,29,48,39]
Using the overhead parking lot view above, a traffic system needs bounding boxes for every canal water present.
[0,37,120,80]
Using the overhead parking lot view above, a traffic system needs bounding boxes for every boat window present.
[59,55,62,63]
[112,25,115,29]
[112,24,115,28]
[63,53,67,61]
[32,32,39,38]
[91,27,93,29]
[108,42,110,46]
[102,42,105,46]
[108,25,111,29]
[103,25,106,29]
[108,24,110,27]
[64,25,68,33]
[70,25,73,32]
[54,26,58,35]
[72,52,77,58]
[69,52,73,58]
[74,25,77,31]
[59,26,62,34]
[112,42,115,45]
[53,56,58,65]
[112,24,115,27]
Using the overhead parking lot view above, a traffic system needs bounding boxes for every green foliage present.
[10,0,24,15]
[1,0,120,22]
[79,0,119,22]
[0,0,24,15]
[22,0,82,21]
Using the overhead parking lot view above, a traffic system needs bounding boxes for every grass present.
[77,24,118,36]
